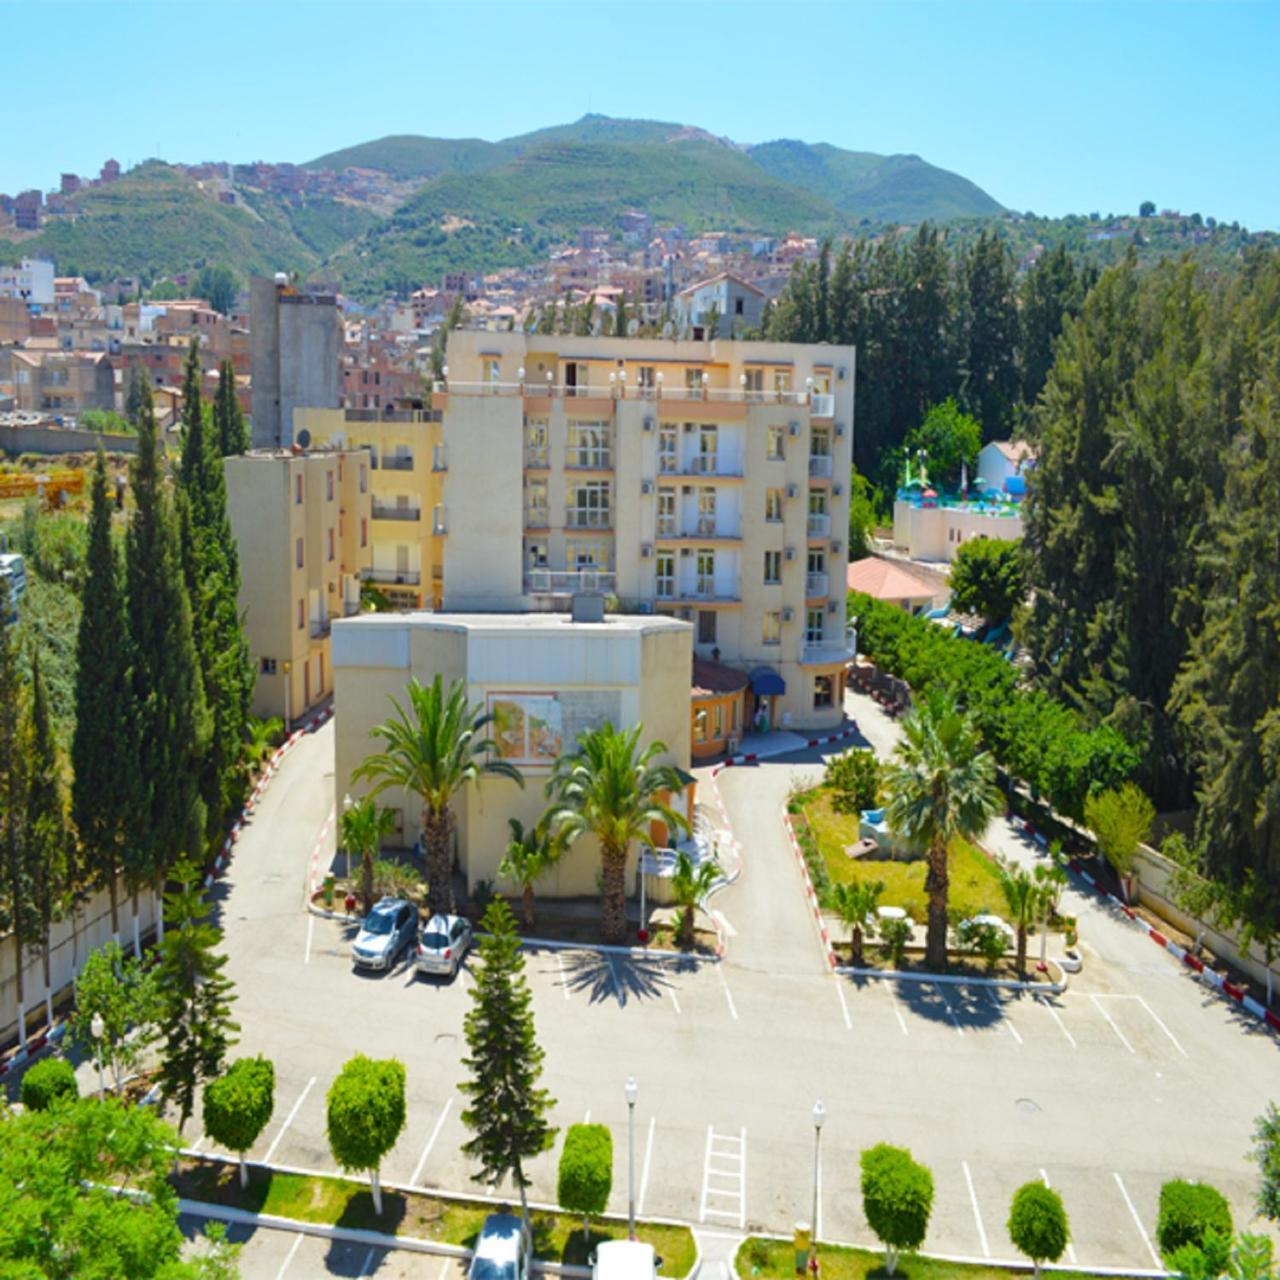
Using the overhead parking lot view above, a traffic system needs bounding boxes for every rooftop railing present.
[433,379,823,407]
[525,569,616,595]
[364,567,421,586]
[371,503,421,522]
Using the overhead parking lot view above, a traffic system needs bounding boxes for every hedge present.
[1156,1179,1232,1258]
[20,1057,79,1111]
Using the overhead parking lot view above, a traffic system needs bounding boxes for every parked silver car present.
[415,912,473,979]
[351,898,418,971]
[468,1213,530,1280]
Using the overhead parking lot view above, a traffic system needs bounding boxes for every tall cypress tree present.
[72,450,136,940]
[0,588,33,1043]
[126,379,210,911]
[213,358,248,457]
[1018,245,1088,410]
[961,230,1019,437]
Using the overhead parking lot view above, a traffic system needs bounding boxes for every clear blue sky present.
[5,0,1277,228]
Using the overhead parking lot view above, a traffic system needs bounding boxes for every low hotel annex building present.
[303,330,856,739]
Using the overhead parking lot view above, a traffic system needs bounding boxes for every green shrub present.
[557,1122,613,1242]
[878,917,912,968]
[1157,1179,1233,1258]
[1008,1181,1070,1276]
[203,1056,275,1188]
[825,748,880,814]
[860,1143,934,1276]
[372,858,422,901]
[20,1058,78,1111]
[1084,783,1155,883]
[956,919,1007,971]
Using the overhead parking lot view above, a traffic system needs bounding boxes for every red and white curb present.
[1016,817,1280,1036]
[709,722,861,778]
[782,810,839,970]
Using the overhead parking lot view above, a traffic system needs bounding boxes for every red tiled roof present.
[691,658,750,699]
[846,556,937,603]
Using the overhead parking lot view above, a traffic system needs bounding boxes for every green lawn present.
[737,1237,1102,1280]
[798,786,1006,921]
[176,1160,696,1276]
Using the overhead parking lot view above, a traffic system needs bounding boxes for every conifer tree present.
[961,230,1019,437]
[460,898,556,1227]
[213,358,248,456]
[155,858,238,1133]
[124,357,148,429]
[126,380,210,911]
[72,450,136,940]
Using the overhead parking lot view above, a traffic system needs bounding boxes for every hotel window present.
[525,478,549,527]
[567,481,611,528]
[806,607,825,644]
[698,610,717,645]
[655,551,674,598]
[360,518,367,548]
[294,474,303,504]
[359,463,367,493]
[697,487,717,535]
[296,598,304,630]
[712,702,724,738]
[695,708,708,743]
[658,423,678,472]
[744,368,764,400]
[767,425,785,460]
[763,610,782,645]
[637,365,655,392]
[696,425,718,474]
[763,550,782,584]
[524,419,548,467]
[260,657,277,675]
[326,470,335,501]
[695,549,715,597]
[773,369,791,395]
[656,487,676,537]
[765,487,784,522]
[686,368,705,398]
[811,427,831,459]
[327,528,335,562]
[526,542,548,570]
[567,420,611,469]
[731,699,740,733]
[570,540,610,570]
[814,675,834,709]
[295,538,304,569]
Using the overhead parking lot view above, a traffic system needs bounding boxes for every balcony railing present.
[806,572,830,598]
[800,635,857,664]
[525,569,617,595]
[670,585,741,602]
[434,380,821,406]
[682,455,744,477]
[381,455,414,472]
[343,597,361,616]
[658,454,678,473]
[371,503,421,522]
[524,447,549,468]
[432,511,447,535]
[808,455,833,479]
[811,393,836,417]
[309,616,331,638]
[565,509,612,529]
[655,517,741,540]
[525,507,550,528]
[363,567,421,586]
[566,450,613,470]
[807,513,831,538]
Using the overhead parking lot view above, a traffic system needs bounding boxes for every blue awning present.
[749,666,786,696]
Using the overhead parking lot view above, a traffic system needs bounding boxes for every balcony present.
[524,447,549,468]
[381,455,414,472]
[800,635,857,664]
[806,572,829,598]
[309,616,331,638]
[808,455,833,479]
[525,507,550,529]
[435,380,817,406]
[363,567,421,586]
[807,513,831,538]
[432,510,447,535]
[668,585,741,603]
[432,445,447,472]
[565,509,612,530]
[525,569,617,596]
[371,503,421,522]
[683,455,744,478]
[566,450,613,471]
[811,393,836,418]
[655,516,741,540]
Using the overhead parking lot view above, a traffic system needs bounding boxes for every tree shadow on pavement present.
[892,979,1003,1031]
[557,950,678,1008]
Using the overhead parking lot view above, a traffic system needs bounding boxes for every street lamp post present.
[91,1011,105,1101]
[625,1077,639,1239]
[810,1100,826,1264]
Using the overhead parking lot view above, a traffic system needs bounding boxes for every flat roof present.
[334,610,690,636]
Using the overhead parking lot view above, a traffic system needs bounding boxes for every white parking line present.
[637,1116,655,1216]
[275,1232,305,1279]
[1114,1171,1162,1267]
[1036,994,1078,1049]
[583,1109,591,1124]
[556,951,570,1000]
[304,914,314,966]
[411,1097,454,1187]
[359,1245,377,1275]
[1135,994,1189,1059]
[718,966,739,1021]
[605,957,623,1003]
[835,979,852,1030]
[1040,1170,1078,1264]
[264,1076,316,1164]
[885,983,909,1036]
[961,1160,990,1257]
[985,989,1023,1044]
[699,1126,747,1228]
[436,1257,453,1280]
[936,984,965,1035]
[667,979,682,1015]
[190,1134,208,1153]
[1090,995,1136,1054]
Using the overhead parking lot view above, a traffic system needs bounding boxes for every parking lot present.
[172,710,1280,1275]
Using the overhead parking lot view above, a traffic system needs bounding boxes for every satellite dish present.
[661,320,675,339]
[627,318,640,336]
[296,428,311,448]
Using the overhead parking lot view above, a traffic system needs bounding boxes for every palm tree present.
[545,722,689,944]
[829,879,885,967]
[670,850,719,948]
[354,675,525,916]
[499,816,565,931]
[340,795,398,914]
[883,689,1001,971]
[998,862,1042,975]
[244,715,284,773]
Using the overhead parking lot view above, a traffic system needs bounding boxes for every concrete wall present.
[893,500,1024,563]
[0,875,158,1047]
[0,424,138,456]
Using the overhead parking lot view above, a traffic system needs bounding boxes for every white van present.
[592,1241,658,1280]
[0,553,26,622]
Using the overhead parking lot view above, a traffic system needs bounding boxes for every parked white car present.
[593,1241,658,1280]
[415,912,473,979]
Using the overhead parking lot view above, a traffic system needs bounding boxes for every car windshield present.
[420,930,450,950]
[471,1259,516,1280]
[363,912,395,935]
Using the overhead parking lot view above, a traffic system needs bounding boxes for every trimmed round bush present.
[1156,1179,1232,1257]
[558,1122,613,1241]
[20,1057,79,1111]
[1008,1181,1070,1275]
[860,1143,934,1275]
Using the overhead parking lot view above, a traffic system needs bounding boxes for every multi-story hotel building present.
[224,446,373,726]
[300,330,855,742]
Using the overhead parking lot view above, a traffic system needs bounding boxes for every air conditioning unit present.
[683,422,695,433]
[834,422,846,438]
[640,543,653,559]
[786,483,799,499]
[641,479,653,494]
[830,540,842,554]
[837,366,848,381]
[680,547,693,557]
[642,416,655,431]
[784,547,797,562]
[788,421,801,437]
[833,483,844,497]
[781,607,794,622]
[827,600,840,615]
[682,485,694,495]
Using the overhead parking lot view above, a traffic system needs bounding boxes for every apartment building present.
[294,407,445,611]
[224,446,373,726]
[0,349,114,415]
[433,331,856,735]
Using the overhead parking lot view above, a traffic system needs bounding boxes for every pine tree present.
[72,450,136,940]
[26,650,68,1030]
[155,858,238,1133]
[126,380,210,911]
[1018,245,1087,409]
[0,589,33,1046]
[460,898,556,1227]
[961,230,1019,437]
[124,357,148,429]
[213,359,248,456]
